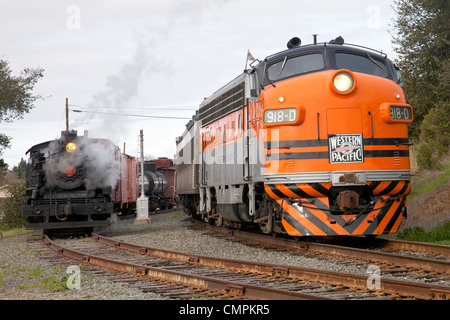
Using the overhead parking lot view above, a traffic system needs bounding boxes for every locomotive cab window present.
[267,53,324,81]
[394,64,404,87]
[335,52,387,77]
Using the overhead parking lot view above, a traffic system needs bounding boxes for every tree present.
[0,158,7,185]
[0,59,44,154]
[12,158,27,179]
[391,0,449,168]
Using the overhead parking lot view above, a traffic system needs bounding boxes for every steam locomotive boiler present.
[22,130,139,230]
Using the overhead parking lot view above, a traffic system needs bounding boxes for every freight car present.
[22,130,139,230]
[175,36,413,237]
[140,158,177,211]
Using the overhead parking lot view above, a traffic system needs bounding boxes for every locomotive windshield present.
[262,44,395,87]
[267,53,324,81]
[335,52,387,77]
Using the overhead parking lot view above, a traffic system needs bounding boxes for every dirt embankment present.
[402,183,450,231]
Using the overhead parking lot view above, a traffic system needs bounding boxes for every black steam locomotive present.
[22,130,139,230]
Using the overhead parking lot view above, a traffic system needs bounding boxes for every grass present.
[0,227,33,238]
[0,265,27,287]
[409,159,450,202]
[0,263,70,293]
[36,275,69,292]
[396,221,450,245]
[401,158,450,244]
[17,275,69,292]
[16,266,70,292]
[27,267,44,279]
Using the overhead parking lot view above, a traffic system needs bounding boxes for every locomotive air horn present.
[287,37,301,49]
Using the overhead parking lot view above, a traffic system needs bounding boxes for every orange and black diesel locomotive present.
[175,36,413,237]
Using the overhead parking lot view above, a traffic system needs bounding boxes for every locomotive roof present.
[199,72,247,111]
[264,42,388,64]
[25,135,117,155]
[198,41,392,110]
[178,39,398,137]
[26,140,52,155]
[257,41,397,88]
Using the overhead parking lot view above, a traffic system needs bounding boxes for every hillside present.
[400,159,450,232]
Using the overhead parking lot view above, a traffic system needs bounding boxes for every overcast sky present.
[0,0,398,168]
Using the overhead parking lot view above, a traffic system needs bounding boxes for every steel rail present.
[42,235,329,300]
[190,219,450,274]
[365,238,450,257]
[92,233,450,300]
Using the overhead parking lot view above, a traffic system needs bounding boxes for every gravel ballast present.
[0,211,371,300]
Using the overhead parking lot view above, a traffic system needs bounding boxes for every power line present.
[71,109,191,120]
[69,104,197,111]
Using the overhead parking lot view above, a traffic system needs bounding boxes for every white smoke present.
[42,137,121,190]
[81,138,121,190]
[71,41,150,144]
[69,0,238,159]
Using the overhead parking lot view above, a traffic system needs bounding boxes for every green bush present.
[0,180,27,230]
[397,221,450,244]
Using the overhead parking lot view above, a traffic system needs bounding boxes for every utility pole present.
[140,130,145,197]
[66,97,69,133]
[135,129,150,225]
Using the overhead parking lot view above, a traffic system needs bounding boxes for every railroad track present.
[43,234,331,300]
[190,219,450,277]
[42,232,450,300]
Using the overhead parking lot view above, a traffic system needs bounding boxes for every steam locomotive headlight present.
[64,165,76,177]
[66,142,77,153]
[331,70,356,94]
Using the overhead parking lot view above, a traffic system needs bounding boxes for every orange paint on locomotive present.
[261,70,411,174]
[258,69,412,236]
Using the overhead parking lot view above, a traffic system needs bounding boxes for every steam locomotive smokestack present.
[313,34,318,45]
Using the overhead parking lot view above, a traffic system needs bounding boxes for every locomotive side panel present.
[175,118,200,195]
[175,116,200,214]
[197,73,267,222]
